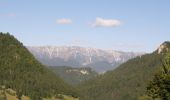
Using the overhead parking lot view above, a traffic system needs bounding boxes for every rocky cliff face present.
[157,41,170,54]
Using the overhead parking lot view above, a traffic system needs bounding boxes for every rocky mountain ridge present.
[27,46,144,73]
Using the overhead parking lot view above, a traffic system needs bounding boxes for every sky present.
[0,0,170,53]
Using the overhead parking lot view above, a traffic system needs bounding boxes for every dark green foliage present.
[78,49,164,100]
[0,33,78,99]
[146,73,170,100]
[49,66,98,85]
[144,52,170,100]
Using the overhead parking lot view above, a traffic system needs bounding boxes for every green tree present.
[0,33,79,99]
[145,52,170,100]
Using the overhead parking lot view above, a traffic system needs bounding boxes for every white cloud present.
[92,17,121,27]
[56,18,72,24]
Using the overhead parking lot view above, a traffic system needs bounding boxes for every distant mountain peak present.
[27,46,144,73]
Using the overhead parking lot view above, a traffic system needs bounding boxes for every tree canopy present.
[141,52,170,100]
[0,32,78,99]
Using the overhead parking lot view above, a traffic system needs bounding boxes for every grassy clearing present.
[0,88,78,100]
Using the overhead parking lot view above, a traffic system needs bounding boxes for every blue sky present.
[0,0,170,52]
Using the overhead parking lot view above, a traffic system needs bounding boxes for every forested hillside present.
[78,42,170,100]
[0,33,78,100]
[1,32,169,100]
[49,66,98,85]
[139,51,170,100]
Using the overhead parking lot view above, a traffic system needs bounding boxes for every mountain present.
[77,42,170,100]
[49,66,98,85]
[0,33,78,99]
[27,46,143,73]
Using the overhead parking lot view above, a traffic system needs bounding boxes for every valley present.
[0,32,170,100]
[27,46,143,73]
[1,0,169,100]
[49,66,98,85]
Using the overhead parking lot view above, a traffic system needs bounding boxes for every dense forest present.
[0,33,79,100]
[49,66,98,85]
[77,42,170,100]
[139,52,170,100]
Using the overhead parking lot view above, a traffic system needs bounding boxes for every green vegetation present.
[49,66,98,85]
[0,86,30,100]
[0,88,78,100]
[0,33,78,100]
[1,32,170,100]
[140,52,170,100]
[78,47,167,100]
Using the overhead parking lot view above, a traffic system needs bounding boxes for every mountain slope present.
[27,46,143,73]
[78,42,170,100]
[0,33,78,99]
[49,66,98,85]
